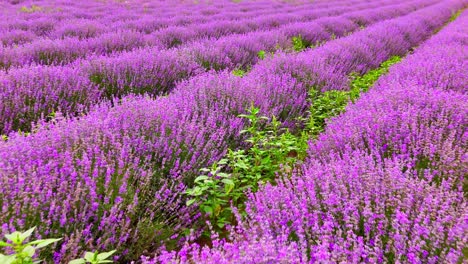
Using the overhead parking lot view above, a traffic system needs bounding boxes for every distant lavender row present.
[371,18,467,94]
[0,2,310,45]
[0,0,436,134]
[0,0,341,34]
[1,0,359,42]
[153,8,468,264]
[0,0,300,25]
[186,0,435,70]
[248,0,464,92]
[0,0,354,45]
[0,1,462,262]
[0,0,398,68]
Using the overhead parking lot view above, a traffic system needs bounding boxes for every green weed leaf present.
[5,232,22,244]
[30,238,62,249]
[97,250,116,261]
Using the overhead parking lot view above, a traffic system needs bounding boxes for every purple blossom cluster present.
[153,7,468,264]
[0,0,440,134]
[0,65,101,133]
[0,0,466,262]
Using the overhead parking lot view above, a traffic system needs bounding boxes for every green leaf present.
[5,231,22,244]
[0,241,10,247]
[237,162,249,170]
[20,227,36,241]
[213,204,222,216]
[97,261,113,263]
[186,199,197,206]
[97,250,116,261]
[23,245,36,257]
[68,259,86,264]
[261,156,271,164]
[224,182,234,194]
[202,179,214,185]
[203,206,213,214]
[84,252,95,262]
[257,50,266,60]
[217,172,230,178]
[221,179,234,186]
[217,159,228,165]
[30,238,62,249]
[0,254,16,264]
[192,186,202,195]
[194,175,209,182]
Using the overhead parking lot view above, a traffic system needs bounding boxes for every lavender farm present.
[0,0,466,263]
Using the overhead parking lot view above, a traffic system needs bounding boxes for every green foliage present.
[19,5,43,13]
[186,106,305,233]
[232,69,246,77]
[306,89,350,137]
[237,107,305,179]
[349,55,401,98]
[185,159,234,230]
[306,55,401,136]
[257,49,276,60]
[69,250,116,264]
[449,10,462,22]
[257,50,266,60]
[292,35,306,52]
[46,110,57,122]
[0,227,61,264]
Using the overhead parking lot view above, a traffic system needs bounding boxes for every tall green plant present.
[0,227,61,264]
[186,106,304,233]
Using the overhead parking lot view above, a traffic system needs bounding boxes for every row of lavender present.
[1,0,464,262]
[0,0,401,69]
[0,0,356,46]
[0,0,437,134]
[0,0,344,39]
[153,8,468,264]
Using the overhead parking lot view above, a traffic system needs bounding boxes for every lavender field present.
[0,0,467,263]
